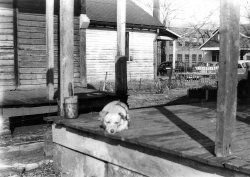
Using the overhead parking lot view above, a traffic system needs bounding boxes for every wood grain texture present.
[215,0,240,157]
[46,0,54,100]
[52,104,250,176]
[0,0,15,89]
[17,13,81,88]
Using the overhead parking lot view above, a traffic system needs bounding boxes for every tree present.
[188,10,218,44]
[133,0,182,28]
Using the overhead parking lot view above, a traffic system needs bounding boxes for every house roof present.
[17,0,179,38]
[86,0,164,29]
[200,28,250,50]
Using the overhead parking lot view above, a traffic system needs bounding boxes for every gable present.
[200,30,250,50]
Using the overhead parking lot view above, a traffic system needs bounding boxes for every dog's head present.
[99,111,127,134]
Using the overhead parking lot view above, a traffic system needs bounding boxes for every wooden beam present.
[215,0,240,157]
[59,0,74,116]
[79,0,87,87]
[13,0,19,88]
[46,0,54,100]
[116,0,127,100]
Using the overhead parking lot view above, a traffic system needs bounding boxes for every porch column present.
[215,0,240,157]
[79,0,90,87]
[116,0,127,100]
[59,0,74,116]
[46,0,54,100]
[172,40,176,69]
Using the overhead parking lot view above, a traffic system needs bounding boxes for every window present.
[185,54,189,64]
[198,54,202,62]
[177,54,182,62]
[169,54,173,61]
[169,41,173,46]
[192,54,197,64]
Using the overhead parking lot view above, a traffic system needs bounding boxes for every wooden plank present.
[0,0,13,3]
[0,54,14,60]
[215,0,240,157]
[59,0,74,116]
[46,0,54,100]
[0,28,13,34]
[0,9,13,17]
[0,79,15,86]
[0,35,13,41]
[0,60,14,66]
[0,16,12,23]
[0,73,14,79]
[0,66,14,73]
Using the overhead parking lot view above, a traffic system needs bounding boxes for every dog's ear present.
[100,122,106,129]
[118,112,126,120]
[99,110,108,121]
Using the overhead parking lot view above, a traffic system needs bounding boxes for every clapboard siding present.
[86,29,156,82]
[128,32,155,80]
[18,12,81,88]
[0,0,15,90]
[86,29,117,82]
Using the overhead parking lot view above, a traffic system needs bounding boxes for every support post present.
[215,0,240,157]
[79,0,88,87]
[46,0,54,100]
[116,0,127,100]
[172,40,176,69]
[59,0,74,116]
[13,0,19,88]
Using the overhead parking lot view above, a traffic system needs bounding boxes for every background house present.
[159,27,211,67]
[200,27,250,62]
[0,0,179,91]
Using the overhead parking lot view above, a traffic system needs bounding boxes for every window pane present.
[169,54,173,61]
[177,54,182,62]
[192,54,197,64]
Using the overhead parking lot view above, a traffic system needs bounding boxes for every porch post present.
[79,0,90,87]
[172,40,176,69]
[59,0,74,116]
[46,0,54,100]
[215,0,240,157]
[116,0,127,100]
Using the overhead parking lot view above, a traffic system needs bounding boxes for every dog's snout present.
[110,129,115,134]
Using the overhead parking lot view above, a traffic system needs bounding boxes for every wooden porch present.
[51,103,250,177]
[0,87,117,135]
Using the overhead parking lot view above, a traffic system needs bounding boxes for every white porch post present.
[172,40,177,69]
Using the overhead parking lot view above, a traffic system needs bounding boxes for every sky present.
[133,0,250,28]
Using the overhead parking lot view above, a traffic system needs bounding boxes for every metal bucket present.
[64,96,78,119]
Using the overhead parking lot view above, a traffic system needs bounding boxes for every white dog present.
[99,100,130,134]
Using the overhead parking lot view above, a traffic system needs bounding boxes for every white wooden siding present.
[0,0,15,90]
[86,29,117,82]
[86,29,156,82]
[128,32,155,80]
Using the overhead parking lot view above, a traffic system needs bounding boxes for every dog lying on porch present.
[99,100,130,134]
